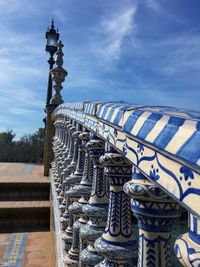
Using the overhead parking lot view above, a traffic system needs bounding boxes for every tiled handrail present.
[51,101,200,267]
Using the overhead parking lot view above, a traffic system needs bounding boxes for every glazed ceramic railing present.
[50,101,200,267]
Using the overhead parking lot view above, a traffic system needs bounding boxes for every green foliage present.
[0,128,45,163]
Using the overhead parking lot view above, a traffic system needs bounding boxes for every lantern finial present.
[51,19,54,29]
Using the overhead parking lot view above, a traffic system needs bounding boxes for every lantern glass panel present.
[47,34,57,46]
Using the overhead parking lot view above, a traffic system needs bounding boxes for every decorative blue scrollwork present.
[137,143,144,155]
[175,234,200,267]
[149,165,160,181]
[180,166,194,187]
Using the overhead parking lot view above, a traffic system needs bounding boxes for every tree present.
[0,128,45,163]
[0,130,16,161]
[30,128,45,163]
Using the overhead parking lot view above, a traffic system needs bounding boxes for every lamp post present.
[43,20,60,176]
[43,20,67,176]
[45,19,59,105]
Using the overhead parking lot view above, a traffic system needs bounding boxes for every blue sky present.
[0,0,200,139]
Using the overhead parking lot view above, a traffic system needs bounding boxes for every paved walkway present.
[0,163,49,183]
[0,163,55,267]
[0,232,55,267]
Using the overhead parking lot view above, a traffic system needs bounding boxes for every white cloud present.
[147,34,200,76]
[146,0,185,24]
[146,0,161,13]
[8,107,40,117]
[0,24,46,138]
[91,4,138,63]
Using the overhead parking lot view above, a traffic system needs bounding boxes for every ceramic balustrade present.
[50,101,200,267]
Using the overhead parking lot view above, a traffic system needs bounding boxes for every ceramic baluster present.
[54,121,67,190]
[56,123,76,195]
[175,213,200,266]
[59,123,76,229]
[80,137,109,267]
[64,131,93,266]
[59,122,72,214]
[62,123,75,175]
[58,121,73,204]
[124,167,181,267]
[57,121,70,202]
[52,121,61,171]
[62,127,85,252]
[65,122,82,175]
[95,146,137,267]
[51,120,60,179]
